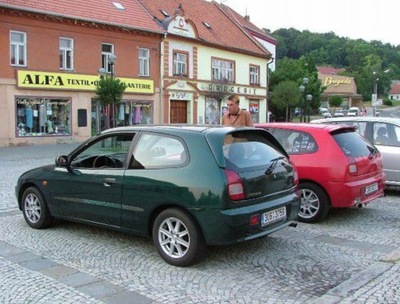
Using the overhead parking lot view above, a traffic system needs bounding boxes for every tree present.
[95,76,127,129]
[328,95,343,112]
[271,80,301,121]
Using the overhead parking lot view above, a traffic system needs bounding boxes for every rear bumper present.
[194,193,300,246]
[324,174,386,208]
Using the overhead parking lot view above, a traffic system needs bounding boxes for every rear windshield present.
[223,133,284,169]
[332,130,375,157]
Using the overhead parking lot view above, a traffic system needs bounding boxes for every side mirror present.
[55,155,68,166]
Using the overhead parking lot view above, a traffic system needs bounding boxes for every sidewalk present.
[312,247,400,303]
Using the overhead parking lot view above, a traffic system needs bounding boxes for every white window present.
[173,52,187,76]
[139,48,150,76]
[250,65,259,85]
[10,31,27,66]
[212,59,234,82]
[101,43,115,74]
[59,38,74,70]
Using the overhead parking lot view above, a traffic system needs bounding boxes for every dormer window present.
[160,10,169,17]
[203,21,211,29]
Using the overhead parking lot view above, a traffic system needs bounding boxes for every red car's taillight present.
[224,169,245,201]
[346,156,358,176]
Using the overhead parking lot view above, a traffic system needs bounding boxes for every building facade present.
[0,0,164,147]
[1,0,272,147]
[317,67,363,108]
[138,0,272,125]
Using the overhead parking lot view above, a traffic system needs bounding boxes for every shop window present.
[16,97,71,137]
[10,31,27,66]
[249,100,259,123]
[205,98,220,125]
[139,48,150,76]
[249,65,259,85]
[59,37,74,70]
[212,58,234,82]
[91,100,153,135]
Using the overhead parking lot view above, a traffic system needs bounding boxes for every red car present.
[255,123,386,223]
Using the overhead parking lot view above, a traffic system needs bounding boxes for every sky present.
[222,0,400,46]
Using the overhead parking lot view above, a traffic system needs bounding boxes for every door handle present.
[103,178,116,187]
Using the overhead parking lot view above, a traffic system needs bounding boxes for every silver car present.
[311,116,400,187]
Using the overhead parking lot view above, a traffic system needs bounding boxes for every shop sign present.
[170,92,192,100]
[17,70,154,94]
[201,83,261,96]
[324,77,352,87]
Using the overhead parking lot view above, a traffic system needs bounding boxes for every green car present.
[16,125,300,266]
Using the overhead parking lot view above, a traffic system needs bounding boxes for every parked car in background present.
[311,116,400,187]
[16,125,300,266]
[333,109,345,117]
[347,107,361,117]
[255,123,385,223]
[319,107,332,118]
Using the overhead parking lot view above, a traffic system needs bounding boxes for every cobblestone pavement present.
[1,143,399,303]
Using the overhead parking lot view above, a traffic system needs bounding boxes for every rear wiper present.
[368,146,378,159]
[265,156,285,175]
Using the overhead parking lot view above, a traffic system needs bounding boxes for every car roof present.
[255,122,356,133]
[101,124,232,134]
[311,116,400,125]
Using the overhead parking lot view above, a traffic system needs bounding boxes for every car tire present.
[22,187,55,229]
[152,208,205,267]
[298,182,330,223]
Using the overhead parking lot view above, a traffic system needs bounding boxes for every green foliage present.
[269,28,399,101]
[383,98,393,106]
[328,95,343,108]
[95,76,127,106]
[271,80,301,121]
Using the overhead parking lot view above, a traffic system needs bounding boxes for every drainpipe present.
[159,32,167,123]
[266,57,274,123]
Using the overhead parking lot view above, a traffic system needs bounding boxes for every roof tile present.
[0,0,164,33]
[137,0,269,57]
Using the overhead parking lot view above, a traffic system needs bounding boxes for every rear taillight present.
[224,169,245,201]
[346,156,358,176]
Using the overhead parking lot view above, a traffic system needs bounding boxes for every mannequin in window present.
[46,120,54,133]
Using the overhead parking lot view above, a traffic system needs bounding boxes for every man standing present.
[221,94,254,127]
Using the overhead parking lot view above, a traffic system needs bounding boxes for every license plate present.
[261,207,287,226]
[365,183,378,195]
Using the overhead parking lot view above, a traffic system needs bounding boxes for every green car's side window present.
[132,133,187,169]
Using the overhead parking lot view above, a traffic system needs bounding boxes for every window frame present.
[139,48,150,77]
[101,43,115,74]
[10,30,27,67]
[59,37,74,70]
[249,64,260,85]
[211,57,235,82]
[173,50,188,76]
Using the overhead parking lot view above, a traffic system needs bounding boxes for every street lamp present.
[299,78,311,122]
[372,69,390,117]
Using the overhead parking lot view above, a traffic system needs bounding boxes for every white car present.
[347,107,360,117]
[319,108,332,118]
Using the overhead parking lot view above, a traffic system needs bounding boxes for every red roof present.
[137,0,270,57]
[218,4,276,45]
[317,66,345,75]
[0,0,164,34]
[389,83,400,94]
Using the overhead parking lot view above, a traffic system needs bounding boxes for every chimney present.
[244,15,250,22]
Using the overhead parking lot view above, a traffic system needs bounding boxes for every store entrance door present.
[170,100,187,123]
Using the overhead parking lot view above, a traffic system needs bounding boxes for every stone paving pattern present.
[0,143,399,303]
